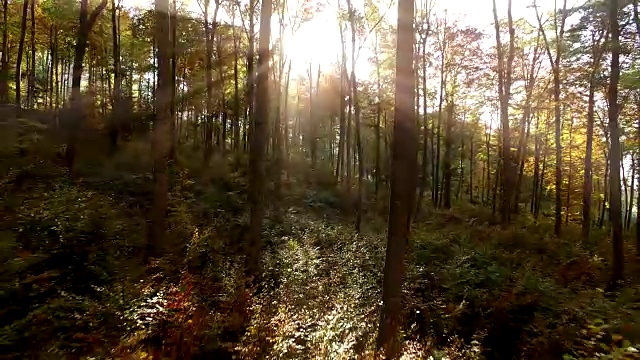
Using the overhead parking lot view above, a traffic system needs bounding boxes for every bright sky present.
[121,0,563,78]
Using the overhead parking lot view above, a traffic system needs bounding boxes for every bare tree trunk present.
[626,156,635,231]
[233,19,240,153]
[28,0,36,109]
[0,0,8,102]
[65,0,108,171]
[377,0,417,352]
[608,0,623,285]
[443,101,453,209]
[434,16,446,206]
[583,82,596,238]
[147,0,171,261]
[203,0,220,163]
[346,0,364,232]
[566,117,574,225]
[246,0,272,279]
[493,0,515,224]
[536,0,567,236]
[110,0,121,152]
[15,0,29,115]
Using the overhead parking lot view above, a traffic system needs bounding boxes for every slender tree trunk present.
[346,0,364,232]
[65,0,108,171]
[536,0,567,236]
[608,0,623,285]
[626,156,635,230]
[600,150,610,228]
[246,0,272,279]
[566,117,574,225]
[0,0,8,102]
[245,0,255,153]
[377,0,417,352]
[15,0,29,115]
[110,0,121,152]
[493,0,515,224]
[532,114,540,213]
[434,19,446,206]
[636,99,640,257]
[583,82,596,239]
[233,21,240,153]
[28,0,36,109]
[147,0,171,261]
[443,101,453,209]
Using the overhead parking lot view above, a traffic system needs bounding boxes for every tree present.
[376,0,417,354]
[109,0,122,152]
[246,0,272,279]
[608,0,623,286]
[65,0,108,170]
[15,0,29,115]
[535,0,568,236]
[0,0,8,102]
[147,0,172,261]
[493,0,516,223]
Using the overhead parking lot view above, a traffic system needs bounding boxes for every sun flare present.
[279,11,343,79]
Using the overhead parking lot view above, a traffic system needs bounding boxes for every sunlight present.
[278,11,342,79]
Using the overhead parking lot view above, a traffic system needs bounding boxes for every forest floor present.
[1,116,640,359]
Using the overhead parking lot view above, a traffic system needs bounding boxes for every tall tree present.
[246,0,272,279]
[15,0,29,115]
[608,0,623,286]
[376,0,417,354]
[109,0,122,152]
[28,0,36,109]
[493,0,516,224]
[0,0,8,102]
[535,0,568,236]
[65,0,108,170]
[148,0,172,260]
[578,4,608,240]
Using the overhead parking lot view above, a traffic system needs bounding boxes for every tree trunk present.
[0,0,8,102]
[203,0,220,162]
[246,0,272,279]
[566,117,574,225]
[493,0,515,224]
[233,20,240,153]
[599,150,609,228]
[434,17,446,206]
[65,0,108,171]
[583,82,596,239]
[28,0,36,109]
[346,0,364,232]
[608,0,623,285]
[245,0,255,153]
[626,156,635,231]
[443,101,453,209]
[376,0,417,353]
[15,0,29,115]
[110,0,121,152]
[147,0,171,261]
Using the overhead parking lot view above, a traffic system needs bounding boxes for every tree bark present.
[147,0,171,261]
[246,0,272,279]
[608,0,623,285]
[0,0,8,102]
[493,0,515,224]
[15,0,29,115]
[65,0,108,171]
[28,0,36,109]
[535,0,567,236]
[376,0,417,354]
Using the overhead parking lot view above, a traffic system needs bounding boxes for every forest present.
[0,0,639,358]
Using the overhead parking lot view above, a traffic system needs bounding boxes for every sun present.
[279,11,343,79]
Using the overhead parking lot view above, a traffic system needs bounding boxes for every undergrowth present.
[1,119,639,359]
